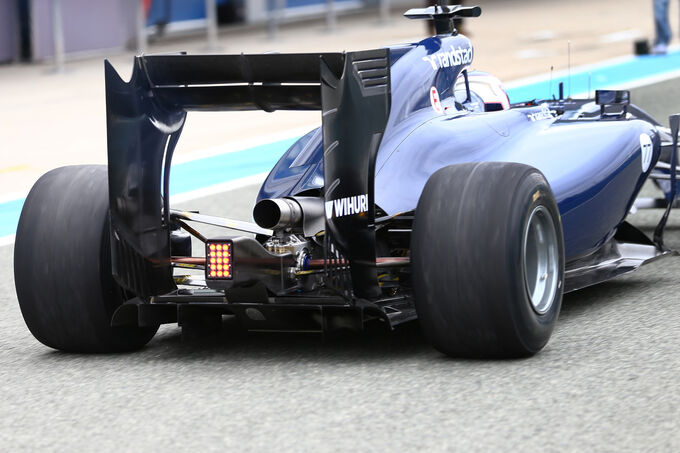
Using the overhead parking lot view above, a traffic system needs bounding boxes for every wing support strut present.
[654,114,679,248]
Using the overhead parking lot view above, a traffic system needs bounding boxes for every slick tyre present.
[412,162,565,358]
[14,165,158,353]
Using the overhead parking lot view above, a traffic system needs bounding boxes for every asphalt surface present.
[2,80,680,451]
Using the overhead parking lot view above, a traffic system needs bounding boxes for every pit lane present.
[0,80,678,451]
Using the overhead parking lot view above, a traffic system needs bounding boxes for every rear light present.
[206,240,233,280]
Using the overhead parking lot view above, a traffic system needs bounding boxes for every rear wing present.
[105,50,391,298]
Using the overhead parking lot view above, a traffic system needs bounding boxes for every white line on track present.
[0,192,29,204]
[172,125,316,165]
[503,46,680,90]
[607,68,680,91]
[170,172,270,204]
[0,126,317,207]
[0,235,16,247]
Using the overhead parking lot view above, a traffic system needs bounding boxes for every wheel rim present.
[522,205,559,314]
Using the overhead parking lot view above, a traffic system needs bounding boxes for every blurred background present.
[0,0,670,66]
[0,0,413,65]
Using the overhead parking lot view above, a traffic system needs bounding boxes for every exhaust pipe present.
[253,197,325,235]
[253,198,302,230]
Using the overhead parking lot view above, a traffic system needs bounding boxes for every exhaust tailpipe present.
[253,197,325,236]
[253,198,302,230]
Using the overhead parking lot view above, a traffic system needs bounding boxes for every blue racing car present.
[13,3,679,357]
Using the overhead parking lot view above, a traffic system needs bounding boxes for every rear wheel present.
[14,165,158,353]
[411,162,565,358]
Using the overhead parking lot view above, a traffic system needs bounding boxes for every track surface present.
[2,81,679,451]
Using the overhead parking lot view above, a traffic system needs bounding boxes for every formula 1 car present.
[14,4,679,357]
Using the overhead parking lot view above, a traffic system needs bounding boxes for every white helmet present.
[455,71,510,111]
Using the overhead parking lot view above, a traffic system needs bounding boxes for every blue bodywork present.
[258,35,661,262]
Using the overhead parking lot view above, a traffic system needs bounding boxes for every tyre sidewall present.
[504,171,564,354]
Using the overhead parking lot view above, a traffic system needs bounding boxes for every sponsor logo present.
[422,45,473,71]
[640,133,653,172]
[430,86,444,114]
[325,194,369,220]
[526,104,554,122]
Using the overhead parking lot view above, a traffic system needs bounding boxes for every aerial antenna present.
[549,65,554,100]
[567,40,572,99]
[463,69,471,103]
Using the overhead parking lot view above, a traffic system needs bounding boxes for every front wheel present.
[411,162,565,358]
